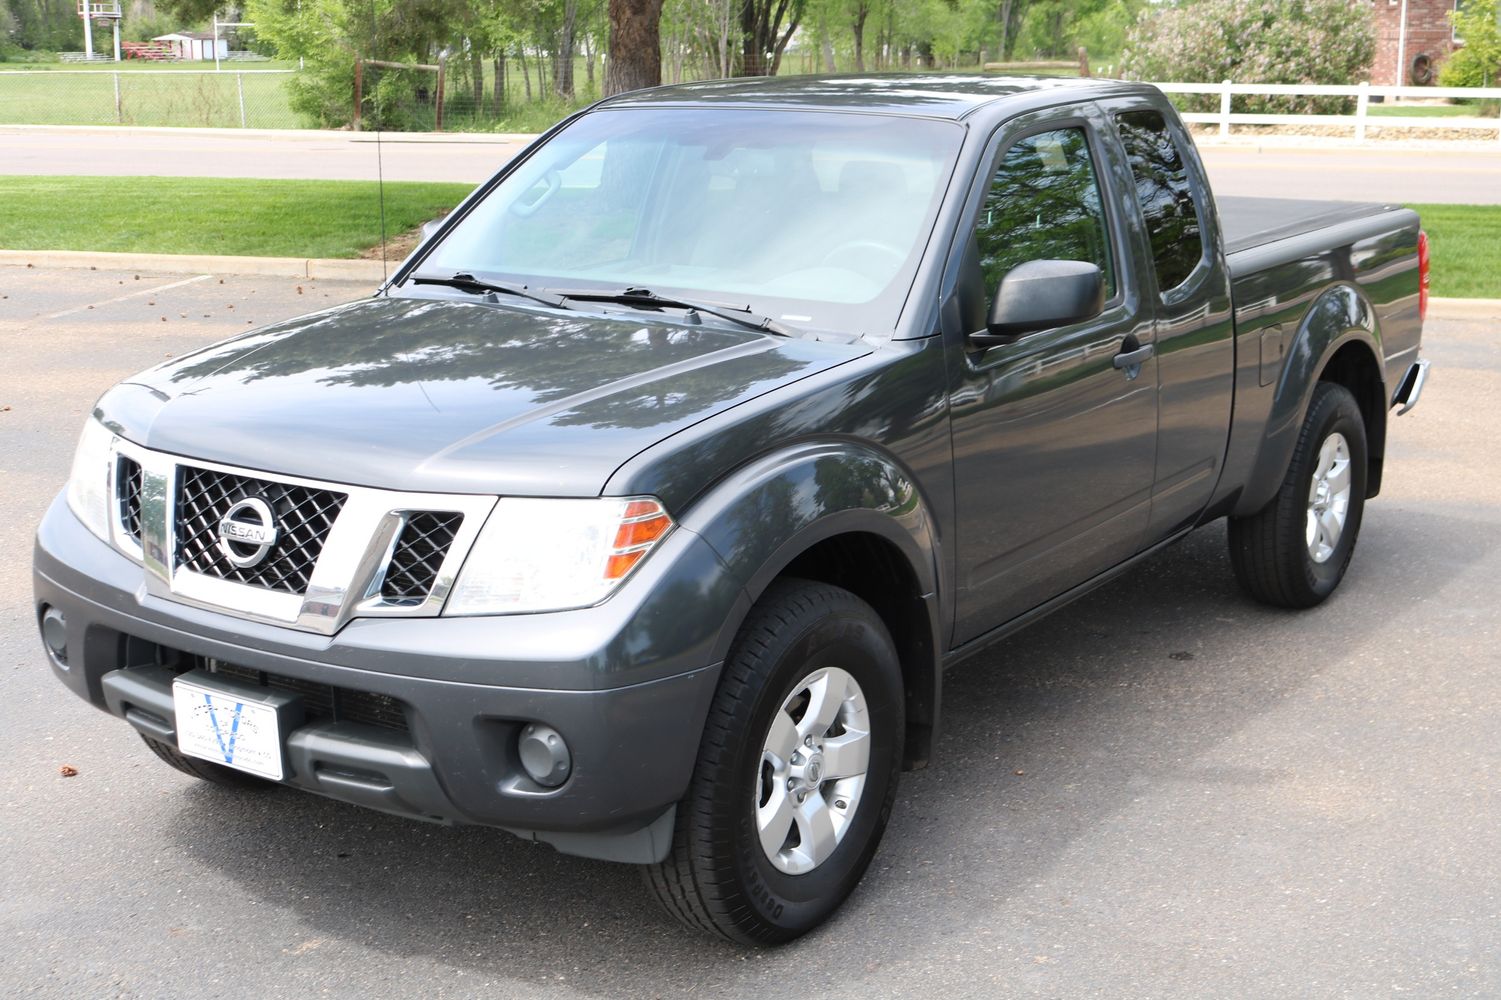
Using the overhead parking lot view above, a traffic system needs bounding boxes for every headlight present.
[66,417,114,542]
[445,497,673,615]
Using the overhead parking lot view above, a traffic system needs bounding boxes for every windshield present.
[414,107,965,334]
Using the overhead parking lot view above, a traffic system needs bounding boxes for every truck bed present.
[1216,196,1411,257]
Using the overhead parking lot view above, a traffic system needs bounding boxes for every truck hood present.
[104,296,868,496]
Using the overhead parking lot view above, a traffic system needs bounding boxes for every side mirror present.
[971,260,1105,348]
[421,218,444,241]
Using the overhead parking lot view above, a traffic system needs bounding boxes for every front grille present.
[117,456,143,544]
[174,466,346,594]
[381,512,464,605]
[207,661,409,733]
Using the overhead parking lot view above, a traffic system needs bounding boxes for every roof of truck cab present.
[596,74,1154,121]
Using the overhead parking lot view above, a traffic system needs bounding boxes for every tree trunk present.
[584,33,595,90]
[818,12,836,73]
[519,46,532,101]
[998,0,1029,61]
[493,53,506,110]
[605,0,663,96]
[738,0,802,77]
[554,0,578,99]
[471,45,484,113]
[852,2,868,72]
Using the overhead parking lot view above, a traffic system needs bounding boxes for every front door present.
[945,109,1160,645]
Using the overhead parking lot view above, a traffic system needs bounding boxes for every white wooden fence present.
[1153,81,1501,142]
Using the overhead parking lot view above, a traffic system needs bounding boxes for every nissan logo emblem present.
[217,497,280,569]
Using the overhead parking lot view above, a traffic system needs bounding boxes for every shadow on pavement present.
[159,510,1491,992]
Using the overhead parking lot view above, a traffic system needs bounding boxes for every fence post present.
[1355,81,1369,142]
[353,56,362,132]
[435,55,447,133]
[236,72,247,128]
[1219,79,1231,138]
[113,71,121,124]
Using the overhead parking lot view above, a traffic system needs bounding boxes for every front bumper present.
[33,494,741,864]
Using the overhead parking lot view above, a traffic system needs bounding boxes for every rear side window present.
[1115,110,1204,294]
[974,127,1116,299]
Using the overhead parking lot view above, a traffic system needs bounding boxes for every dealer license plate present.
[172,678,284,781]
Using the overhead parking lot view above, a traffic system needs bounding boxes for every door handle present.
[1113,343,1154,371]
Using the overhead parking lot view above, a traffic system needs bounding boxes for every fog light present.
[40,606,68,665]
[517,723,571,788]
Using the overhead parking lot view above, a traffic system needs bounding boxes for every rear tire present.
[1228,381,1368,608]
[140,733,273,790]
[645,578,904,945]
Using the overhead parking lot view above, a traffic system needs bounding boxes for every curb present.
[1430,297,1500,318]
[0,249,390,282]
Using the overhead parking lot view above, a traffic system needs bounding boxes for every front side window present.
[1115,109,1205,294]
[416,108,965,334]
[974,126,1116,300]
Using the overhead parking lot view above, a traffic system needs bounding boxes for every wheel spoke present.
[792,794,839,868]
[821,729,870,780]
[1325,460,1351,499]
[763,708,799,764]
[1316,438,1337,479]
[756,784,795,859]
[1320,507,1344,546]
[797,669,846,740]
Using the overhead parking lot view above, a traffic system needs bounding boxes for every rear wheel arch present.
[1316,339,1387,498]
[1234,287,1386,518]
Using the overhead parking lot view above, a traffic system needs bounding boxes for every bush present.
[1439,0,1500,88]
[1121,0,1376,115]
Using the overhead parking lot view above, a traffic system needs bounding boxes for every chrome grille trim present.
[174,466,347,594]
[378,511,466,606]
[104,439,495,635]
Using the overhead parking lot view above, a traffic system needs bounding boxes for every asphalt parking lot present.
[2,267,1498,998]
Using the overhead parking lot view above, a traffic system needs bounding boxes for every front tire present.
[645,578,904,945]
[1228,381,1368,608]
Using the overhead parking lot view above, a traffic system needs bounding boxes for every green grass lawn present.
[0,178,1492,299]
[0,67,301,127]
[1370,102,1499,118]
[1406,204,1501,299]
[0,176,472,259]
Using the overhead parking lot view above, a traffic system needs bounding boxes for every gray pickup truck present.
[34,75,1429,944]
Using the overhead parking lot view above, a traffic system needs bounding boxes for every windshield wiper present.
[551,286,800,338]
[410,272,570,310]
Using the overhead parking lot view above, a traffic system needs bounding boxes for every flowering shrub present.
[1120,0,1376,115]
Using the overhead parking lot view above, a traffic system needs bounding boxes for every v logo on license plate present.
[203,694,245,764]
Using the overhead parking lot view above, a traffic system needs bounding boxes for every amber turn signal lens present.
[613,513,671,550]
[604,550,647,580]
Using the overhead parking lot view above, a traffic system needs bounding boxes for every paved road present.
[3,126,1500,203]
[2,270,1499,997]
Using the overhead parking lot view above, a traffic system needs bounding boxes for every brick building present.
[1369,0,1463,85]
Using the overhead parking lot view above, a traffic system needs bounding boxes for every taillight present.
[1417,229,1430,322]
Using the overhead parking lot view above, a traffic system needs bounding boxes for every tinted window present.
[1115,110,1204,293]
[974,127,1115,300]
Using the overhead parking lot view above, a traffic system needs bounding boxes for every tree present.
[1440,0,1501,88]
[605,0,663,94]
[738,0,804,76]
[1120,0,1375,115]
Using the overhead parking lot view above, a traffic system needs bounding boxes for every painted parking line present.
[42,273,213,321]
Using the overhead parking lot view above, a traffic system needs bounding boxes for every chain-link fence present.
[0,70,300,128]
